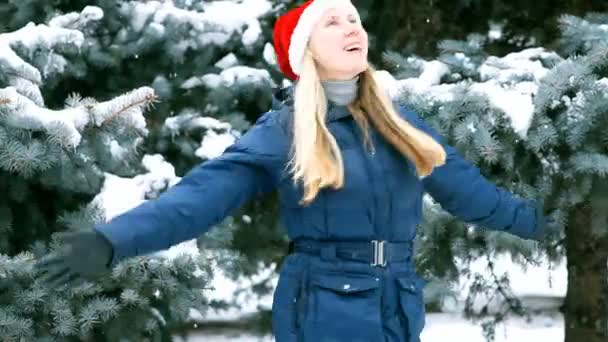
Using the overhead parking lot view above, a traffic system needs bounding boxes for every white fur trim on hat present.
[288,0,358,77]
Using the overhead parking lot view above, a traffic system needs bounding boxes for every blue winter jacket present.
[94,87,544,342]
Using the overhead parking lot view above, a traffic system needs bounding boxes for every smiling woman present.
[272,0,446,206]
[307,4,369,81]
[266,1,548,342]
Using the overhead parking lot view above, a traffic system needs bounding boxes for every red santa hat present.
[273,0,359,80]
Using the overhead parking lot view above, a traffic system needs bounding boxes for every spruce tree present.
[383,13,608,342]
[0,7,225,342]
[1,1,286,338]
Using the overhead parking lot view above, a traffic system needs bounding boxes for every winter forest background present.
[0,0,608,341]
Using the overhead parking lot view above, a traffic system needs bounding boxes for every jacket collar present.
[271,85,352,122]
[326,102,352,121]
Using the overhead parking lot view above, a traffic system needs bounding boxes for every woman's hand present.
[34,230,114,289]
[534,197,560,242]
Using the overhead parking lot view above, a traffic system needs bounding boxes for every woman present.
[36,1,550,341]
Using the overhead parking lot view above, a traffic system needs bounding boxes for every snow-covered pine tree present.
[93,0,289,317]
[29,0,279,175]
[357,0,608,60]
[0,0,279,173]
[380,13,608,342]
[0,14,220,342]
[0,0,290,334]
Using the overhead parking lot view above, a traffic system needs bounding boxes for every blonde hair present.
[287,49,446,206]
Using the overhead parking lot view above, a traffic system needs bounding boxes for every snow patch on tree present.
[123,0,272,46]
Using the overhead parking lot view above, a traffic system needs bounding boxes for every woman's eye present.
[325,16,356,26]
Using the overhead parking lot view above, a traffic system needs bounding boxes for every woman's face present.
[308,5,369,81]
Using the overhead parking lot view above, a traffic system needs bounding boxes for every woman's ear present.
[305,48,315,60]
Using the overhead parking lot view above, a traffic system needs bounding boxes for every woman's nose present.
[344,23,360,37]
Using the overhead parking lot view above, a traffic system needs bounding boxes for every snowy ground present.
[174,312,564,342]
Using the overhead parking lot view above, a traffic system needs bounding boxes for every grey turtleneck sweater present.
[321,76,359,106]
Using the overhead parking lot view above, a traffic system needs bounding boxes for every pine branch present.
[570,152,608,177]
[0,86,154,148]
[47,5,104,30]
[559,14,608,55]
[0,22,85,109]
[90,87,158,128]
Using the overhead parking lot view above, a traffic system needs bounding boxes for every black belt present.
[289,239,413,267]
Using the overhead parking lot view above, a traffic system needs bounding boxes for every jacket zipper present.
[354,122,379,239]
[372,129,392,243]
[322,190,328,240]
[377,135,393,242]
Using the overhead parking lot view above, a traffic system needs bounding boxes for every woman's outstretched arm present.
[398,105,544,241]
[95,111,287,267]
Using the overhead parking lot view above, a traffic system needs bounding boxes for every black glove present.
[534,197,560,241]
[35,230,114,289]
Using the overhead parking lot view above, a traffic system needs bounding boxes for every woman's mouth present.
[343,43,362,53]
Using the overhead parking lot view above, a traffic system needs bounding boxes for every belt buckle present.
[371,240,387,267]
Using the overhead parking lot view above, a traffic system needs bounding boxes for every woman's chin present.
[322,62,368,80]
[348,63,368,75]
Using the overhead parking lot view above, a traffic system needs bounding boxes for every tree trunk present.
[564,201,608,342]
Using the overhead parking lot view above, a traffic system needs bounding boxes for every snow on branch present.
[0,22,84,106]
[0,86,155,147]
[118,0,273,50]
[559,14,608,55]
[48,5,104,30]
[385,48,563,139]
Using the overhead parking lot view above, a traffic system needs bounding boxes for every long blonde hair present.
[288,49,446,206]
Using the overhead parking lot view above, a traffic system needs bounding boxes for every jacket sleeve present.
[94,111,287,266]
[399,105,543,241]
